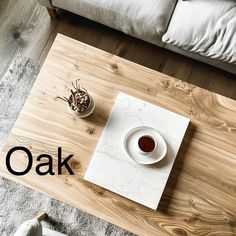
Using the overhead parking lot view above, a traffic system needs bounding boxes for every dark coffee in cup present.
[138,135,156,153]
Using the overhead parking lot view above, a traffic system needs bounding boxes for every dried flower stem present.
[70,90,76,106]
[56,79,90,113]
[56,96,68,103]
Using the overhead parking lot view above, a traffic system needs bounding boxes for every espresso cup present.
[138,135,157,155]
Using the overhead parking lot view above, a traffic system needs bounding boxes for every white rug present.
[0,55,134,236]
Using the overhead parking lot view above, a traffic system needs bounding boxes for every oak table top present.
[1,34,236,235]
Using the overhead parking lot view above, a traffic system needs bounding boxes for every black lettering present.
[36,154,55,176]
[6,146,32,175]
[58,147,74,175]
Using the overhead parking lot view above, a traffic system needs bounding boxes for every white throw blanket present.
[14,218,67,236]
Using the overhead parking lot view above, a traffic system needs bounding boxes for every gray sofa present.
[39,0,236,74]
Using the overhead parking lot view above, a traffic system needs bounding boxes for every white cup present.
[138,135,157,155]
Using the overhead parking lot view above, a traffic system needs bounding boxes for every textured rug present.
[0,55,134,236]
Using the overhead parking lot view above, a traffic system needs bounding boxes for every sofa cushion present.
[162,0,236,65]
[52,0,177,45]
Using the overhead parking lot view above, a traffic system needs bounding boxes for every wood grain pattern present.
[0,0,55,79]
[39,10,236,100]
[1,34,236,236]
[0,1,235,100]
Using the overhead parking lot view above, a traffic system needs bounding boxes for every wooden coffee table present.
[1,34,236,235]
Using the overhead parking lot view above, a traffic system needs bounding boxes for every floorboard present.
[0,0,235,99]
[0,0,55,79]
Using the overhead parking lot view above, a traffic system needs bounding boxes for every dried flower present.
[56,79,90,113]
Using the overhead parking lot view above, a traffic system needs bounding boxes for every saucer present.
[124,126,167,165]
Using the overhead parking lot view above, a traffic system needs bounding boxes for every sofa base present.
[38,0,236,75]
[47,8,58,19]
[164,44,236,75]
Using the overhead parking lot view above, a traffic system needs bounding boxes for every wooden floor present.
[0,0,235,100]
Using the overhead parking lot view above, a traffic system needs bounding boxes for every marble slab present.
[84,92,190,210]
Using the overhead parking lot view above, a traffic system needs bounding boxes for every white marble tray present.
[84,92,190,210]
